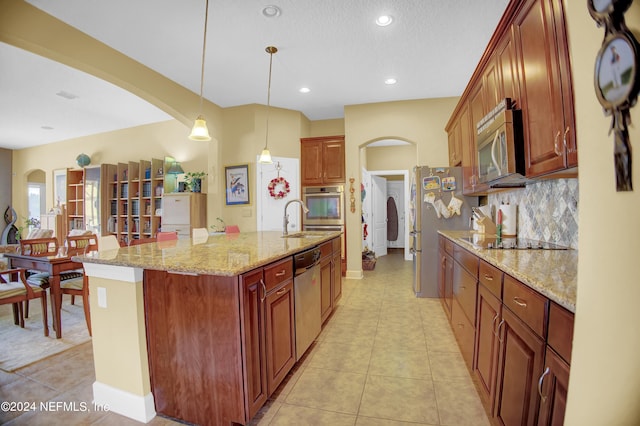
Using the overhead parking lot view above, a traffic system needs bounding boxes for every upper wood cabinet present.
[446,0,576,194]
[300,136,345,185]
[513,0,576,177]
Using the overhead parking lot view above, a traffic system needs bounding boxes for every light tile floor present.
[0,250,490,425]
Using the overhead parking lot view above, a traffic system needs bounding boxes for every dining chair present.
[98,235,123,251]
[18,237,58,318]
[225,225,240,234]
[0,268,48,336]
[157,231,179,242]
[58,234,98,337]
[192,228,209,239]
[129,237,157,246]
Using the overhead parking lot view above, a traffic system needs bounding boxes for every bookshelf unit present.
[106,158,164,245]
[66,169,84,231]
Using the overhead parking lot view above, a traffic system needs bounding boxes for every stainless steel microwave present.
[476,108,526,187]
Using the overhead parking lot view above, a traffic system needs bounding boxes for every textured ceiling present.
[0,0,510,149]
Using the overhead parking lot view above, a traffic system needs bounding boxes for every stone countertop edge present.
[73,231,342,277]
[438,230,577,313]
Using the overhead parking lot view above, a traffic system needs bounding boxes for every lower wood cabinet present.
[265,280,295,395]
[475,284,502,413]
[240,269,268,420]
[144,255,296,425]
[440,237,574,426]
[537,346,569,426]
[494,306,545,426]
[320,237,343,324]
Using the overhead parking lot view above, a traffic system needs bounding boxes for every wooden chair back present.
[66,234,98,255]
[129,237,157,246]
[225,225,240,234]
[157,231,178,242]
[19,238,58,257]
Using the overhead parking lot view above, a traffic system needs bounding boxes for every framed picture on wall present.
[594,31,640,110]
[53,169,67,207]
[225,164,250,205]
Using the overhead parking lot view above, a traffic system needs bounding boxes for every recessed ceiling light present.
[262,5,281,18]
[376,15,393,26]
[299,87,311,93]
[385,78,397,85]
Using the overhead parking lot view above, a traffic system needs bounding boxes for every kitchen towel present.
[499,204,517,236]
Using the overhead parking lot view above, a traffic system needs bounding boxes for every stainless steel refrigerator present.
[410,166,478,297]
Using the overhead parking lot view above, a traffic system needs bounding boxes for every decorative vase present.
[192,178,202,193]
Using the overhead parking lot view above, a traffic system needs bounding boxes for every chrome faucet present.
[283,199,309,236]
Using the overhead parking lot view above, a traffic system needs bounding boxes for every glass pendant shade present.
[189,115,211,141]
[259,148,273,164]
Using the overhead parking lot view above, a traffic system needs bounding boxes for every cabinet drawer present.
[453,261,478,326]
[503,274,548,338]
[479,260,503,299]
[264,258,293,292]
[162,195,190,224]
[444,238,454,255]
[320,241,332,259]
[547,302,574,364]
[331,237,340,253]
[453,245,478,277]
[451,299,475,370]
[162,224,190,236]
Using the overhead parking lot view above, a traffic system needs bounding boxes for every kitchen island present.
[74,230,342,425]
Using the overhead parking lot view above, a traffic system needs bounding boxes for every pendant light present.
[188,0,212,141]
[258,46,278,164]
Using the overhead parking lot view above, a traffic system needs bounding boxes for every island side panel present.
[144,270,245,425]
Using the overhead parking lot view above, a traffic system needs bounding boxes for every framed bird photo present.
[225,164,250,205]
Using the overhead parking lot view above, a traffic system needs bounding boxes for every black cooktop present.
[459,236,570,250]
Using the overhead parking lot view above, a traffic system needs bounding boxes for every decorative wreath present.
[268,176,290,199]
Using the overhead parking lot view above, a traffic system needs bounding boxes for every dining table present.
[3,251,83,339]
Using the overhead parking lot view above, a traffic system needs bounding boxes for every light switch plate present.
[97,287,107,308]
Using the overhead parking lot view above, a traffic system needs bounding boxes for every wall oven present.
[302,185,344,226]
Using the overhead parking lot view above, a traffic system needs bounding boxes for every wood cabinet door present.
[323,140,346,183]
[320,255,333,323]
[497,30,520,107]
[459,104,478,195]
[240,269,268,420]
[537,347,569,426]
[494,307,545,426]
[265,280,296,395]
[332,250,342,305]
[300,140,324,185]
[448,120,462,166]
[475,284,502,415]
[514,0,568,177]
[468,84,490,194]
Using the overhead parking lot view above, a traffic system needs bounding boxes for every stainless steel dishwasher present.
[293,246,322,361]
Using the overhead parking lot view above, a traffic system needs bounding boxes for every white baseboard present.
[345,269,363,279]
[92,381,156,423]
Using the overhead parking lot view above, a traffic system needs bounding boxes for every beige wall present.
[344,97,458,275]
[564,2,640,425]
[365,145,417,171]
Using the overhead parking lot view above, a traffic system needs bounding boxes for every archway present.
[359,138,417,262]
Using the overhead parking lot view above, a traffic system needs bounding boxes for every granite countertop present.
[73,231,341,277]
[439,230,577,313]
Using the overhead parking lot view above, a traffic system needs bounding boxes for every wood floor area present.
[0,250,489,425]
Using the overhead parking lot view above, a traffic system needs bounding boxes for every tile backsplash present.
[487,178,579,249]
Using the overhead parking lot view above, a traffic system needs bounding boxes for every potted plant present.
[184,171,207,193]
